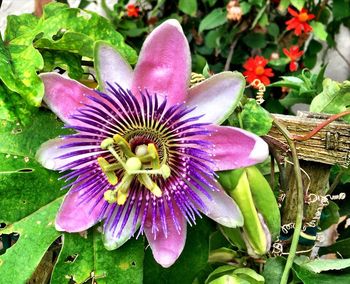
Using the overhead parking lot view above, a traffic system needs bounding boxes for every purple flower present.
[36,20,269,268]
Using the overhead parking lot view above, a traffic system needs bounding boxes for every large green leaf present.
[0,110,69,223]
[0,197,63,283]
[310,79,350,122]
[0,34,44,108]
[143,217,215,284]
[51,230,144,284]
[1,2,136,123]
[0,110,67,282]
[0,82,36,124]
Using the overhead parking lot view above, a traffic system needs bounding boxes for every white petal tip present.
[154,248,179,268]
[216,217,243,228]
[248,139,269,163]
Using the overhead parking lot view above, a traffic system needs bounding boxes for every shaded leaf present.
[199,8,227,33]
[51,230,144,284]
[0,197,63,283]
[262,257,286,284]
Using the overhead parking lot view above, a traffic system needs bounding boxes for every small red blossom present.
[285,7,315,36]
[126,4,140,17]
[243,56,274,87]
[283,45,304,71]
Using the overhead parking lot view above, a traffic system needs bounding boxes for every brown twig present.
[292,110,350,141]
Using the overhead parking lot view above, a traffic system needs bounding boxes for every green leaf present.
[333,0,350,20]
[199,8,227,33]
[262,257,286,284]
[179,0,198,16]
[0,2,136,123]
[269,57,290,67]
[319,201,340,230]
[234,268,265,283]
[280,91,313,108]
[290,0,305,11]
[0,82,36,124]
[301,258,350,273]
[41,50,84,80]
[242,33,267,49]
[0,110,69,223]
[293,263,350,283]
[320,238,350,258]
[144,217,215,284]
[31,3,137,61]
[0,197,63,283]
[51,230,144,284]
[310,78,350,122]
[241,99,273,136]
[267,23,280,38]
[240,2,252,14]
[310,21,328,41]
[0,33,44,108]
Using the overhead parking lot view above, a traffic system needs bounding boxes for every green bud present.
[246,166,281,240]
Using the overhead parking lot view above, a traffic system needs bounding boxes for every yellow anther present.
[117,191,128,205]
[150,183,162,197]
[160,164,171,179]
[125,157,142,172]
[97,157,119,185]
[104,190,117,203]
[147,143,160,169]
[100,138,115,150]
[113,134,134,157]
[147,144,157,159]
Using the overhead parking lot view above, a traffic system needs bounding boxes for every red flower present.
[283,45,304,71]
[243,56,274,86]
[126,4,140,17]
[285,7,315,36]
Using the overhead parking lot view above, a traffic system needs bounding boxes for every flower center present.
[98,135,171,205]
[298,12,309,22]
[255,66,265,75]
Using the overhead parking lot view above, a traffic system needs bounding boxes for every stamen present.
[97,157,119,185]
[100,138,126,168]
[113,134,135,157]
[138,174,162,197]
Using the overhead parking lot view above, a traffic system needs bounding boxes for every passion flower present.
[36,20,269,267]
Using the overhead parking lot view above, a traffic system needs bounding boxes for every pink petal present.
[207,125,269,171]
[103,206,141,250]
[195,183,243,228]
[40,73,99,125]
[55,185,105,232]
[94,41,133,93]
[144,205,186,268]
[186,72,245,124]
[36,137,104,171]
[132,19,191,105]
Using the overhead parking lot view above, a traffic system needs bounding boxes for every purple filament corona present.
[57,83,218,239]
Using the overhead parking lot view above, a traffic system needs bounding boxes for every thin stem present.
[224,39,238,71]
[273,118,304,284]
[328,169,343,194]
